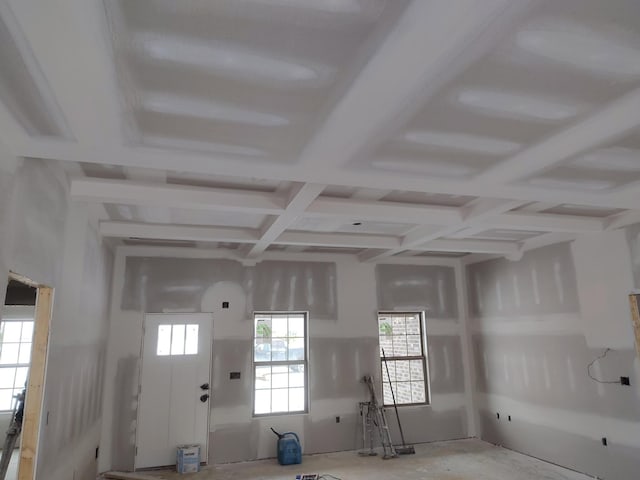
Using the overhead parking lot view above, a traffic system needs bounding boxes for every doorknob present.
[200,394,210,403]
[200,383,209,391]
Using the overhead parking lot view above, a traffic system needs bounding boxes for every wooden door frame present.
[7,271,53,480]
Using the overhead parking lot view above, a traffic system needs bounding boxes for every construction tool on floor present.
[358,401,378,457]
[360,375,397,459]
[381,349,415,455]
[0,388,25,480]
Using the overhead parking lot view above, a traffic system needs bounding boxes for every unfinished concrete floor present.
[124,439,592,480]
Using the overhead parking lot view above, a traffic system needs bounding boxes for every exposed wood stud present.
[19,286,53,480]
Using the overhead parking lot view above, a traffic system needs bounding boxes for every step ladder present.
[359,375,397,459]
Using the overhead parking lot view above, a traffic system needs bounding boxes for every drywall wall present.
[100,250,473,470]
[0,156,114,480]
[466,236,640,479]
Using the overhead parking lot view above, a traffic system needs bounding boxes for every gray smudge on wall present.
[122,258,337,318]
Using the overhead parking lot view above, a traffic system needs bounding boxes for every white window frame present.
[252,311,309,417]
[0,307,35,413]
[378,311,430,407]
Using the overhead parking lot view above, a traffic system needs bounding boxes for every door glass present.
[157,325,172,356]
[185,324,199,355]
[171,325,185,355]
[158,324,200,356]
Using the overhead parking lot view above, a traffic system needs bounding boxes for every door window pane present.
[171,325,185,355]
[185,324,199,355]
[157,325,171,356]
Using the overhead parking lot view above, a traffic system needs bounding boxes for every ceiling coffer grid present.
[1,0,640,260]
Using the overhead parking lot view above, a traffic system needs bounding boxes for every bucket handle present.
[280,431,300,443]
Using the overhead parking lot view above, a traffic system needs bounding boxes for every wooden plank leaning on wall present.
[18,286,53,480]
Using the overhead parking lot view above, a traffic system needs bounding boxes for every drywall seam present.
[456,260,478,437]
[98,247,127,473]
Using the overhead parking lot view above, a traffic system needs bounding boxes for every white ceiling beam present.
[70,178,285,215]
[100,220,398,250]
[246,183,326,258]
[447,225,490,239]
[360,198,523,261]
[307,197,461,225]
[485,212,605,233]
[476,86,640,184]
[20,139,640,210]
[9,0,123,145]
[520,232,578,253]
[299,0,532,168]
[99,221,259,244]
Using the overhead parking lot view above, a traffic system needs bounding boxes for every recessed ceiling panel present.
[361,0,640,179]
[166,171,284,192]
[290,217,414,236]
[542,204,625,218]
[104,0,409,162]
[469,229,544,242]
[404,251,469,258]
[79,162,128,180]
[302,246,364,255]
[381,191,474,207]
[104,204,266,228]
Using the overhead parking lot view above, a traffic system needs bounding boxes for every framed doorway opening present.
[1,272,53,480]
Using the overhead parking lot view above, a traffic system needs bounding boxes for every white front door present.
[136,313,212,469]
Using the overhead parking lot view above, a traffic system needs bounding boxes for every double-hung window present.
[378,312,429,406]
[0,318,34,411]
[253,312,308,415]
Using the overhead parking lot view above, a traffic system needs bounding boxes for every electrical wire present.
[587,348,620,384]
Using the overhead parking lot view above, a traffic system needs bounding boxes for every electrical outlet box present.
[496,413,500,419]
[602,437,607,446]
[335,416,340,423]
[508,415,511,422]
[620,376,630,386]
[222,301,229,309]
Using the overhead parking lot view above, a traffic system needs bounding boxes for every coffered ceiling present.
[1,0,640,262]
